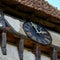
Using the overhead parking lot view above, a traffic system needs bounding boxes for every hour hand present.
[36,30,47,34]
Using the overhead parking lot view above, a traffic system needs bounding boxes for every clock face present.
[23,22,52,45]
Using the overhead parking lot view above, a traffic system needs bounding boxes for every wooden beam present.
[18,36,24,60]
[51,46,58,60]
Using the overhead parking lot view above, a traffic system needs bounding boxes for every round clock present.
[23,22,52,45]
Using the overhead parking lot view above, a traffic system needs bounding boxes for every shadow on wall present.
[49,31,60,46]
[0,44,50,60]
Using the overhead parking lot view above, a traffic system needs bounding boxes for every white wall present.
[0,44,51,60]
[49,31,60,46]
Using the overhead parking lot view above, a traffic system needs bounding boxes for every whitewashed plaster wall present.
[0,44,51,60]
[0,15,60,60]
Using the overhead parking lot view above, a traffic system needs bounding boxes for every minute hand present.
[31,22,46,34]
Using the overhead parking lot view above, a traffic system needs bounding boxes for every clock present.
[23,22,52,45]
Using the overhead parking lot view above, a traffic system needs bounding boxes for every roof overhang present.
[0,0,60,33]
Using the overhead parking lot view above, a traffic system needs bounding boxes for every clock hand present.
[37,30,47,34]
[31,22,38,32]
[31,22,46,34]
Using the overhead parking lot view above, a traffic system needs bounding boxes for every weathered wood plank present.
[51,46,57,60]
[35,43,41,60]
[1,32,7,55]
[19,37,24,60]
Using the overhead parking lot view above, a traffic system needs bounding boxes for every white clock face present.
[23,22,52,45]
[45,0,60,10]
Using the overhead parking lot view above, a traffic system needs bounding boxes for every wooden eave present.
[0,0,60,33]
